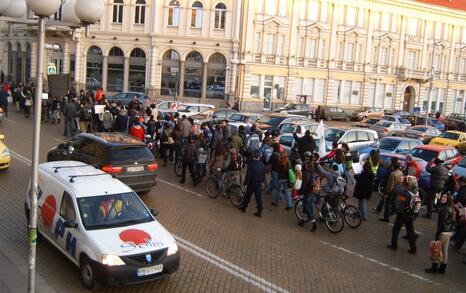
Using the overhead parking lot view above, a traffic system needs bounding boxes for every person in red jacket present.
[95,87,103,103]
[404,154,421,179]
[130,123,145,141]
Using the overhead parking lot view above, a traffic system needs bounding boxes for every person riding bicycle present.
[225,148,242,185]
[299,159,319,231]
[317,162,346,216]
[209,144,227,175]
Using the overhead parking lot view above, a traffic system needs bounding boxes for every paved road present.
[0,111,465,293]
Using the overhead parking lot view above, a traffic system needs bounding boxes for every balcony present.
[265,55,275,64]
[253,54,261,63]
[398,67,429,81]
[307,59,317,68]
[297,57,305,67]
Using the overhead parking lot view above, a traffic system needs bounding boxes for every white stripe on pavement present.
[3,118,17,124]
[9,150,288,293]
[159,179,203,197]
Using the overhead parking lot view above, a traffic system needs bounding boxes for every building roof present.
[415,0,466,11]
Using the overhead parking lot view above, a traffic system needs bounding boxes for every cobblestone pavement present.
[0,111,465,292]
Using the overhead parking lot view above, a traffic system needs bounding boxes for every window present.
[391,15,397,32]
[357,8,365,28]
[342,81,352,104]
[112,0,123,23]
[459,58,466,74]
[129,48,146,92]
[407,51,417,69]
[308,1,318,21]
[168,0,180,26]
[308,39,317,58]
[303,78,314,97]
[264,34,275,55]
[320,2,328,22]
[214,3,226,29]
[134,0,146,24]
[355,44,362,63]
[298,37,305,57]
[345,43,354,62]
[161,50,180,96]
[435,22,443,40]
[372,46,378,64]
[279,0,287,17]
[277,35,286,56]
[184,51,203,98]
[86,46,103,90]
[380,47,388,65]
[357,131,369,141]
[266,0,277,15]
[381,13,389,31]
[345,131,357,143]
[346,6,356,27]
[319,39,326,59]
[390,48,395,66]
[352,81,362,104]
[60,192,76,222]
[293,77,303,96]
[274,76,286,99]
[255,32,262,53]
[207,53,226,99]
[107,47,125,92]
[191,1,203,28]
[250,75,260,98]
[333,80,342,103]
[407,18,417,35]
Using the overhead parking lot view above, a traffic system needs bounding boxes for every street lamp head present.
[75,0,104,24]
[0,0,11,15]
[62,0,80,23]
[2,0,26,18]
[26,0,61,17]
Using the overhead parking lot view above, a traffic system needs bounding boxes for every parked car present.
[278,119,326,135]
[255,113,300,132]
[404,125,442,144]
[275,103,313,118]
[229,113,261,125]
[324,128,379,161]
[371,120,406,137]
[86,77,101,89]
[407,115,446,131]
[320,106,351,121]
[176,103,215,117]
[452,156,466,178]
[409,144,462,167]
[0,134,10,170]
[154,100,181,111]
[352,118,381,128]
[278,133,322,156]
[443,113,466,130]
[358,137,423,157]
[47,133,158,194]
[351,107,384,121]
[380,115,412,129]
[190,108,238,124]
[25,161,179,290]
[107,92,146,106]
[429,130,466,150]
[385,110,410,117]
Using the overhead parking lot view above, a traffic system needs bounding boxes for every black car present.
[47,133,158,194]
[275,103,313,118]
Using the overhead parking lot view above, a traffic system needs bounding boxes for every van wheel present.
[80,256,103,291]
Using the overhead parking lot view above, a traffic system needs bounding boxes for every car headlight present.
[101,254,125,266]
[1,148,9,158]
[167,242,178,256]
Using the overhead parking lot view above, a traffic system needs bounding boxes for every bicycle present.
[205,169,244,207]
[338,195,362,228]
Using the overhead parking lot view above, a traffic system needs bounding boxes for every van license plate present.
[127,166,144,172]
[137,264,163,277]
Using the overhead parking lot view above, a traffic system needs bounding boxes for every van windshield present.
[77,192,153,230]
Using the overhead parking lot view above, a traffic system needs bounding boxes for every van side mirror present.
[64,219,78,228]
[150,209,158,218]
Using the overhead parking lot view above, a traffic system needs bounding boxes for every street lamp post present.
[425,40,442,125]
[1,1,103,292]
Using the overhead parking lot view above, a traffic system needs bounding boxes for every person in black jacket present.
[298,159,318,231]
[424,158,449,219]
[353,161,374,221]
[240,150,266,217]
[180,136,198,186]
[293,130,316,161]
[426,192,456,274]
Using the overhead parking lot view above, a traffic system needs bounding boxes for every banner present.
[48,74,70,98]
[316,119,326,158]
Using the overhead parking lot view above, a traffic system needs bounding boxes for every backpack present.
[392,186,415,215]
[247,133,261,151]
[259,144,273,163]
[329,174,346,195]
[80,108,90,121]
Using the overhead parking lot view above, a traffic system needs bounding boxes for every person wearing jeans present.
[272,151,292,209]
[298,160,318,231]
[353,161,374,221]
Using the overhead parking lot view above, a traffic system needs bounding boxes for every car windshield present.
[399,118,411,124]
[439,132,460,140]
[257,116,287,127]
[110,147,154,163]
[457,157,466,168]
[376,121,392,127]
[379,138,401,151]
[411,126,428,132]
[280,123,296,133]
[410,148,437,162]
[283,104,296,110]
[177,105,191,112]
[229,114,245,122]
[365,119,379,125]
[324,128,345,142]
[77,192,153,230]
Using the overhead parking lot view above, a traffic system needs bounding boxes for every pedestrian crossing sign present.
[47,63,57,75]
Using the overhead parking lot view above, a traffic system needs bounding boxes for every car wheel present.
[80,256,103,291]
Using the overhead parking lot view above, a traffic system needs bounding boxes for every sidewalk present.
[0,237,56,293]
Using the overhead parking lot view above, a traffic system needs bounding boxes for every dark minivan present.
[47,133,158,194]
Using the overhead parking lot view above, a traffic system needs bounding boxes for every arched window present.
[161,49,180,96]
[86,46,103,90]
[191,1,203,28]
[50,43,64,74]
[108,47,125,92]
[16,44,22,82]
[113,0,124,23]
[168,0,180,26]
[207,53,226,99]
[214,3,226,29]
[184,51,203,98]
[129,48,146,92]
[135,0,146,24]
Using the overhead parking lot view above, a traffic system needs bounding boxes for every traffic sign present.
[47,63,57,75]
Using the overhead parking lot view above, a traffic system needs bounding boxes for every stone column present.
[74,38,81,90]
[397,16,407,68]
[102,55,108,92]
[12,50,17,82]
[63,41,70,74]
[21,51,27,83]
[178,60,185,98]
[123,56,129,92]
[201,61,208,101]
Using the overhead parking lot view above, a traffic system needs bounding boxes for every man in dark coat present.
[0,87,9,117]
[424,158,449,219]
[293,130,316,160]
[240,150,266,217]
[180,136,198,186]
[63,98,77,136]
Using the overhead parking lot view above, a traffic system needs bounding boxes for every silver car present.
[404,125,442,144]
[278,133,322,156]
[380,115,412,130]
[279,119,328,135]
[324,128,379,160]
[371,121,405,137]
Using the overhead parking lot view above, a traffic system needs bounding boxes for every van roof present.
[39,161,132,198]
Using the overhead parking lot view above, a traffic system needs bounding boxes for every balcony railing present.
[265,55,275,64]
[398,67,429,81]
[297,57,305,66]
[253,54,261,63]
[307,58,317,68]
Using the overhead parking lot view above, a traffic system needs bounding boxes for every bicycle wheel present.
[294,198,310,222]
[325,208,344,233]
[227,184,244,207]
[343,205,362,228]
[174,160,183,177]
[205,177,222,198]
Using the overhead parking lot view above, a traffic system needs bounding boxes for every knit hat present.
[295,164,302,171]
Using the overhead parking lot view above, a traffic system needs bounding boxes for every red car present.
[409,145,462,168]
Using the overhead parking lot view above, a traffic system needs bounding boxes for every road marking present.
[319,240,440,286]
[9,150,288,293]
[159,179,203,197]
[3,118,17,124]
[174,235,289,293]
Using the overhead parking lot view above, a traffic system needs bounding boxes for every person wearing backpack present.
[379,158,404,222]
[298,160,318,231]
[272,150,292,210]
[387,177,421,254]
[353,161,374,221]
[78,102,91,133]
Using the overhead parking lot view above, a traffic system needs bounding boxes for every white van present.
[25,161,179,290]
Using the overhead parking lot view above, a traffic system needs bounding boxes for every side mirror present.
[150,209,158,218]
[64,219,78,228]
